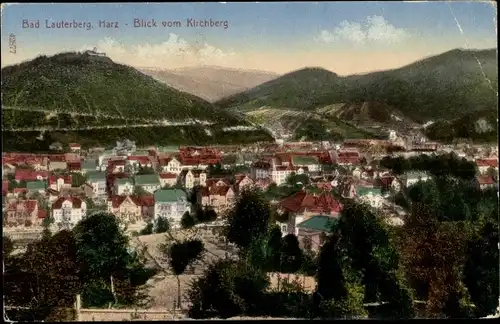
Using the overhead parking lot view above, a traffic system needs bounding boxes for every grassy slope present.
[216,49,498,124]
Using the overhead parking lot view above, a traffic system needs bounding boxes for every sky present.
[0,2,497,75]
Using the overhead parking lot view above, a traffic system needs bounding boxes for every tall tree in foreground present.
[168,239,204,308]
[226,188,271,253]
[336,201,415,319]
[187,259,270,319]
[400,203,473,318]
[72,212,143,307]
[4,230,81,321]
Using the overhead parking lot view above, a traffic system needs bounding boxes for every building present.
[278,190,343,236]
[48,175,72,192]
[86,171,107,197]
[4,200,39,226]
[294,215,337,251]
[107,195,143,224]
[52,196,87,228]
[134,174,161,193]
[153,189,190,228]
[159,157,183,175]
[200,185,235,213]
[114,177,134,196]
[475,158,499,174]
[159,173,178,188]
[26,181,47,195]
[356,187,384,209]
[181,170,207,189]
[81,159,99,174]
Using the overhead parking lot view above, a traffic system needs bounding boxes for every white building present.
[114,178,134,196]
[52,197,87,228]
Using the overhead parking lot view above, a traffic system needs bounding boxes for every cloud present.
[81,33,236,67]
[316,15,409,45]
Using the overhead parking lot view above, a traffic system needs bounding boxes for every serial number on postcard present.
[9,34,17,54]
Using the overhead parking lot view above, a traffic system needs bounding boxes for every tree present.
[181,211,196,229]
[139,222,153,235]
[4,230,82,321]
[168,239,204,307]
[463,222,499,317]
[155,217,170,233]
[71,172,87,187]
[279,234,304,274]
[137,166,156,175]
[400,203,472,318]
[226,188,271,252]
[42,215,55,229]
[72,212,142,306]
[187,259,270,319]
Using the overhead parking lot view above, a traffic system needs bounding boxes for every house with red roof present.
[48,175,72,192]
[69,143,81,152]
[48,155,68,171]
[277,190,343,236]
[12,188,28,198]
[235,174,254,191]
[475,158,498,174]
[158,156,182,175]
[477,175,497,190]
[15,169,49,182]
[107,159,126,174]
[200,185,235,213]
[159,173,178,188]
[180,169,207,189]
[107,195,143,224]
[335,150,361,166]
[67,161,82,173]
[4,200,39,227]
[127,155,154,171]
[52,196,87,228]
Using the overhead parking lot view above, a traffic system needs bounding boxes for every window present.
[281,224,287,233]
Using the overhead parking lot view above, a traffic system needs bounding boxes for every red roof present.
[68,161,82,171]
[38,209,48,219]
[210,185,232,196]
[108,195,154,208]
[279,191,343,214]
[48,154,66,162]
[69,143,81,148]
[48,175,72,186]
[52,196,83,209]
[159,172,177,179]
[128,156,151,165]
[476,159,498,168]
[13,188,28,194]
[477,175,495,185]
[15,169,49,182]
[8,200,38,213]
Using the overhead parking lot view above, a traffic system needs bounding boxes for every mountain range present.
[1,48,497,151]
[138,66,279,102]
[217,48,498,124]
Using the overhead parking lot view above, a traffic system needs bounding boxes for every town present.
[3,133,498,244]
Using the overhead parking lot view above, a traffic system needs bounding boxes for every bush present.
[155,217,170,234]
[139,222,153,236]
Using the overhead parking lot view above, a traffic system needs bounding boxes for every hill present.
[328,101,417,129]
[138,66,279,102]
[217,49,498,124]
[424,109,498,143]
[217,67,347,110]
[1,52,274,151]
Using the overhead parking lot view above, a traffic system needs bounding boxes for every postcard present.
[1,2,498,322]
